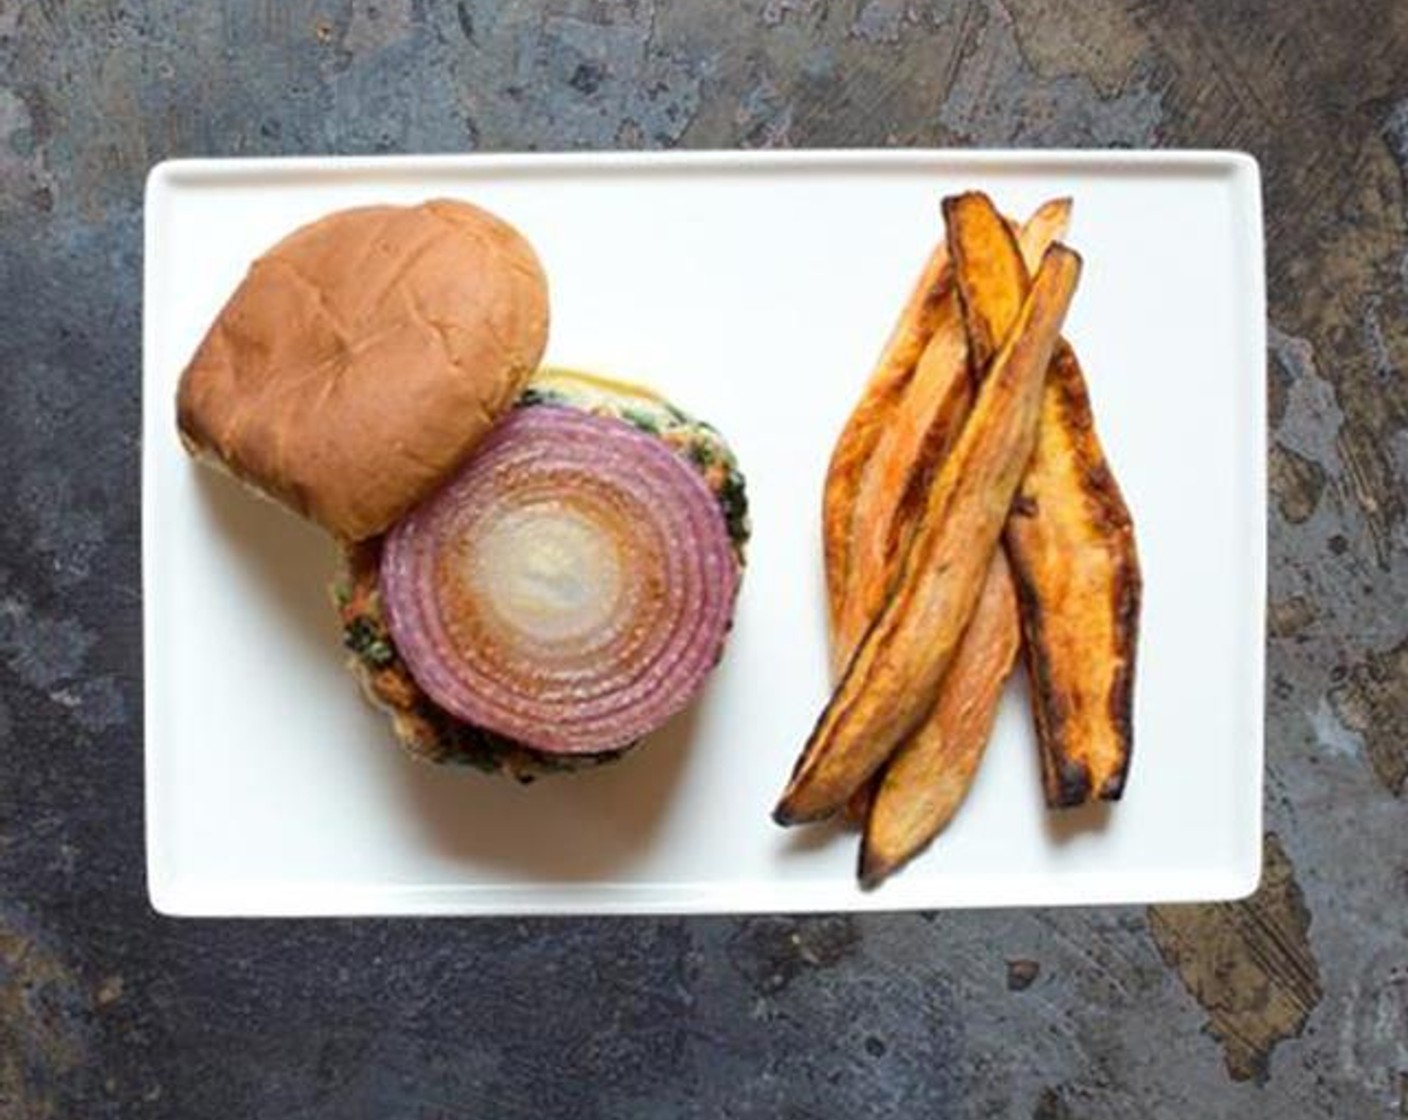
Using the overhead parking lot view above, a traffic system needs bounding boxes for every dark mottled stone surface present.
[0,1,1405,1116]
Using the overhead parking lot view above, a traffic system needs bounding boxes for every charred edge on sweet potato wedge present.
[775,245,1082,825]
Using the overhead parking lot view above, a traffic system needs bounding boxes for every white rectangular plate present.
[144,150,1265,916]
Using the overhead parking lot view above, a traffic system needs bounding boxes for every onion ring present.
[381,404,740,754]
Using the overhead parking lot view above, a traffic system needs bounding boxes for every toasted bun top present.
[176,200,549,541]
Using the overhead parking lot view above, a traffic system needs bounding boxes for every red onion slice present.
[381,405,740,754]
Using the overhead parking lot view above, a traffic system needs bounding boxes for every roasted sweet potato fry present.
[833,303,969,671]
[775,245,1082,825]
[834,317,970,825]
[1007,342,1141,805]
[860,550,1020,884]
[826,247,955,826]
[948,192,1140,807]
[823,242,951,636]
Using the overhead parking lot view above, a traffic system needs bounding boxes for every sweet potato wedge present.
[1007,341,1141,805]
[832,204,1072,673]
[948,193,1140,807]
[823,241,951,637]
[832,313,970,826]
[775,245,1082,825]
[859,549,1020,884]
[832,300,970,671]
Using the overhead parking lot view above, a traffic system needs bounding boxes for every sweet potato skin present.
[775,246,1082,825]
[1006,341,1141,805]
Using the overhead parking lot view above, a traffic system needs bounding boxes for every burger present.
[176,200,748,780]
[336,366,749,778]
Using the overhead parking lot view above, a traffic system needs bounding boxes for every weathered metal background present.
[0,1,1404,1115]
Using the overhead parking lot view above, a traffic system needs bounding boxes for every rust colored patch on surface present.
[726,915,861,997]
[1269,441,1328,524]
[0,914,87,1116]
[1328,634,1408,796]
[1148,834,1323,1083]
[1002,0,1148,96]
[1267,595,1317,639]
[1031,1086,1075,1120]
[1006,959,1040,991]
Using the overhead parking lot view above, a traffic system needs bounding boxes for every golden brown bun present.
[176,200,549,541]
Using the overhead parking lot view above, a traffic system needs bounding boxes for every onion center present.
[463,499,625,644]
